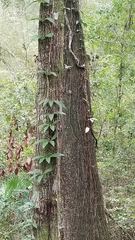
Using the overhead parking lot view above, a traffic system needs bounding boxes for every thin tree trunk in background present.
[57,0,110,239]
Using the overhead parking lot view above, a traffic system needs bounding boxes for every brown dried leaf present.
[28,125,35,137]
[15,145,23,160]
[23,157,33,172]
[19,193,22,198]
[14,167,19,175]
[7,148,13,159]
[0,168,5,177]
[9,135,15,148]
[8,162,12,172]
[13,194,16,201]
[23,134,28,147]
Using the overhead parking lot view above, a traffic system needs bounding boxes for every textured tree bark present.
[34,1,63,239]
[34,0,110,240]
[57,0,111,240]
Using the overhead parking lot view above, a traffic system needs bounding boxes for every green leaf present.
[51,134,57,140]
[50,141,55,147]
[48,100,54,108]
[37,70,46,74]
[35,139,46,145]
[31,17,45,22]
[45,17,54,24]
[39,157,46,164]
[54,111,66,115]
[31,34,41,42]
[37,174,44,183]
[45,32,54,38]
[44,167,53,174]
[43,125,50,132]
[54,100,66,109]
[49,72,57,77]
[45,157,51,163]
[50,125,55,131]
[33,155,45,160]
[80,19,88,27]
[39,99,66,109]
[31,34,45,42]
[39,123,46,129]
[28,169,41,175]
[42,141,49,148]
[39,123,51,130]
[53,120,60,124]
[48,113,54,121]
[51,153,64,158]
[32,223,38,229]
[39,99,49,106]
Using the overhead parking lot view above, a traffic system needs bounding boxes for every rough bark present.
[34,1,63,239]
[34,0,110,240]
[57,0,110,240]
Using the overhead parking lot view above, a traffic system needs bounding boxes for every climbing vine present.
[33,98,66,183]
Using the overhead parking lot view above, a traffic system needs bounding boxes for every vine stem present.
[64,8,85,69]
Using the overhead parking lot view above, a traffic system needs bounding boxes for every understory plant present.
[0,173,34,240]
[83,0,135,238]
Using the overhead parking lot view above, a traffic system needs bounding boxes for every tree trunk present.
[34,0,110,240]
[34,1,63,239]
[57,0,110,240]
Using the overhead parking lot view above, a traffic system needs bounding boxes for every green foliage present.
[0,173,33,240]
[31,34,43,41]
[0,0,37,154]
[29,0,50,6]
[31,17,54,24]
[45,32,54,38]
[40,99,66,109]
[83,0,135,236]
[45,17,55,24]
[0,1,38,239]
[31,32,54,41]
[34,98,65,177]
